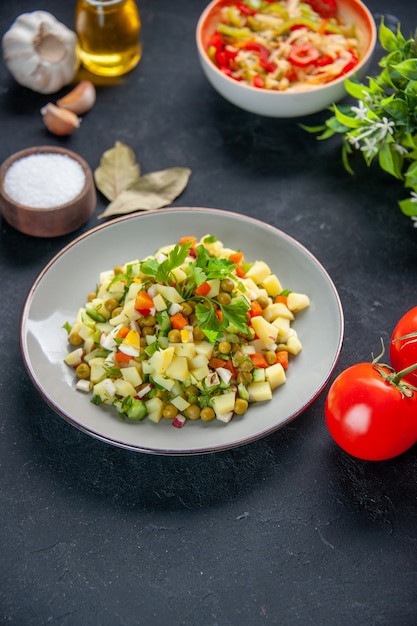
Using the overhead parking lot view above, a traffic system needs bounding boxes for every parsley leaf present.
[195,245,235,280]
[195,303,223,342]
[140,241,192,285]
[195,297,250,343]
[220,297,250,334]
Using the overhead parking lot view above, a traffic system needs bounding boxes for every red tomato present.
[325,363,417,461]
[288,44,320,67]
[304,0,337,18]
[390,306,417,386]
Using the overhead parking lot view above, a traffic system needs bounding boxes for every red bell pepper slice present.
[341,51,359,75]
[209,31,224,53]
[253,74,265,88]
[288,43,320,67]
[314,54,334,67]
[244,42,277,73]
[234,2,257,15]
[304,0,337,19]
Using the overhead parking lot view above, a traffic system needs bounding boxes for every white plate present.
[20,208,343,455]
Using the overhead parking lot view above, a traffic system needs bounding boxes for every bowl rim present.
[0,145,94,212]
[196,0,377,97]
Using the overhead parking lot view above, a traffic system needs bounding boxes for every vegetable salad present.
[64,235,310,428]
[207,0,360,92]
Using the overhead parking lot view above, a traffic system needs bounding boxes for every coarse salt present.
[3,153,86,209]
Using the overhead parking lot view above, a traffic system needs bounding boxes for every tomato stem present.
[372,339,417,398]
[392,330,417,348]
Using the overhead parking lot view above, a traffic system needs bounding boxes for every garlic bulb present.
[2,11,80,94]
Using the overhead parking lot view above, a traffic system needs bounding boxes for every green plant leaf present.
[378,143,403,179]
[379,20,400,52]
[404,161,417,188]
[344,78,368,100]
[332,106,362,129]
[393,59,417,81]
[399,197,417,216]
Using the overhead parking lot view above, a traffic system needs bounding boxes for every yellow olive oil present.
[75,0,141,77]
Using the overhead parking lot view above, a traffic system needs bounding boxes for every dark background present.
[1,1,417,624]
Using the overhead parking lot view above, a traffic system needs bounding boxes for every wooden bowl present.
[0,146,96,237]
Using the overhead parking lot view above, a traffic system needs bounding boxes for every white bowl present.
[196,0,377,118]
[20,208,344,455]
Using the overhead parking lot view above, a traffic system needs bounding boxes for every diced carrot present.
[250,353,269,368]
[318,18,328,35]
[235,265,246,278]
[275,351,289,370]
[229,251,243,265]
[223,359,237,379]
[170,312,188,330]
[114,351,132,364]
[215,308,223,322]
[195,281,211,296]
[250,301,263,317]
[116,325,130,339]
[179,236,197,248]
[135,290,154,313]
[209,357,228,369]
[274,295,288,306]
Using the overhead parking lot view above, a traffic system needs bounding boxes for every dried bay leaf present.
[94,141,141,201]
[98,167,192,218]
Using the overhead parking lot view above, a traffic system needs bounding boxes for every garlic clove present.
[56,80,96,115]
[41,102,81,136]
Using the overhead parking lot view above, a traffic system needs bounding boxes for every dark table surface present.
[1,1,417,624]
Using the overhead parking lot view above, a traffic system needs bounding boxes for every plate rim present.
[20,207,344,455]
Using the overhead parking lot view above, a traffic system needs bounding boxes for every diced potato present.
[286,335,302,355]
[83,336,95,354]
[89,357,107,383]
[191,365,210,381]
[171,396,190,411]
[263,303,294,322]
[171,267,187,283]
[141,360,153,375]
[245,260,271,284]
[166,355,190,381]
[93,378,116,403]
[64,347,83,367]
[124,281,142,303]
[261,273,283,297]
[150,346,175,374]
[265,363,286,390]
[206,279,220,298]
[152,293,167,311]
[121,366,143,388]
[190,354,209,369]
[251,316,279,346]
[172,342,196,360]
[114,379,137,398]
[99,270,114,287]
[194,340,214,359]
[239,277,265,299]
[145,397,163,422]
[151,373,176,391]
[272,316,291,341]
[211,392,236,417]
[157,284,184,304]
[79,323,95,341]
[123,299,142,322]
[247,381,273,402]
[287,292,310,312]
